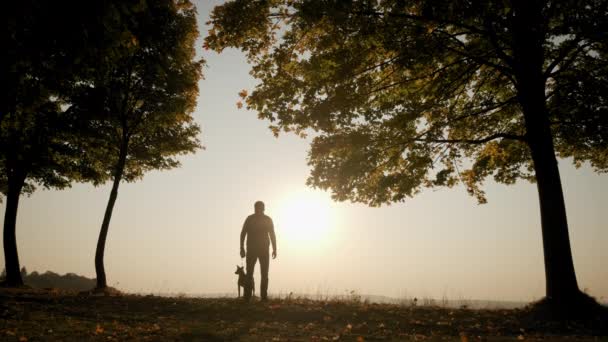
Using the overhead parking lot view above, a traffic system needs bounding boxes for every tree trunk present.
[512,0,581,304]
[520,82,581,301]
[94,142,128,289]
[2,173,26,287]
[526,117,581,301]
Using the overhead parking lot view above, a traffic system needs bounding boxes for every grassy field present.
[1,288,606,341]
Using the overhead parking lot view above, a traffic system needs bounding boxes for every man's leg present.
[259,251,270,300]
[245,253,257,300]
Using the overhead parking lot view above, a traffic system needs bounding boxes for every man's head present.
[254,201,265,214]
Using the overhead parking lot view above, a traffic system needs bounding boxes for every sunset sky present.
[1,0,607,303]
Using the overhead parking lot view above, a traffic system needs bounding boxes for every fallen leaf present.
[95,324,104,335]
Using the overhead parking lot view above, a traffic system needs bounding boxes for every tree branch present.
[482,16,514,68]
[546,41,595,78]
[442,44,515,84]
[417,132,526,144]
[544,37,584,78]
[363,57,468,96]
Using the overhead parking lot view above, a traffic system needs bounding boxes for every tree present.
[70,0,203,290]
[206,0,607,309]
[1,0,105,287]
[0,101,77,287]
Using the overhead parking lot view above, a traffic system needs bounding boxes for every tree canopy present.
[206,0,607,205]
[70,0,203,185]
[2,0,101,197]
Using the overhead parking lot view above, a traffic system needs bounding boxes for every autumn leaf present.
[238,89,248,99]
[236,101,243,109]
[95,324,104,334]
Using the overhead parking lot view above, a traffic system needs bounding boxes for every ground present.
[1,289,606,341]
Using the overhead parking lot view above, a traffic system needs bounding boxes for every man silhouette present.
[240,201,277,301]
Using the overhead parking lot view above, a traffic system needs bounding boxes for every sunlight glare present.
[275,189,335,247]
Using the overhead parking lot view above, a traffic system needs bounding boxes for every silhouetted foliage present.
[1,0,108,287]
[26,271,96,291]
[206,0,608,308]
[68,0,203,289]
[0,268,96,290]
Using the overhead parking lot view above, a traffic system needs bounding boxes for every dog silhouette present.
[235,265,254,298]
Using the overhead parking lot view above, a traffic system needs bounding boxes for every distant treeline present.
[1,267,95,291]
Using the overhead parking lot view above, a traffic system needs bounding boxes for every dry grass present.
[0,288,606,341]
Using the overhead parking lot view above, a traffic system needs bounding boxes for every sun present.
[274,190,335,246]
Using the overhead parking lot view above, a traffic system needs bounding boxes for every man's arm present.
[269,218,277,258]
[240,217,248,257]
